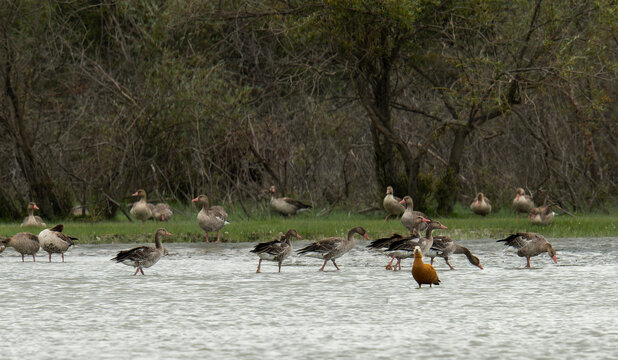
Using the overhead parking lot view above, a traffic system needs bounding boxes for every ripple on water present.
[0,237,617,359]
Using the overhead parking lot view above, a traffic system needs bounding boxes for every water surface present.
[1,237,616,359]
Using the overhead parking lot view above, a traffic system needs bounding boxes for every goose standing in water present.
[0,232,40,262]
[426,236,483,270]
[38,224,77,262]
[367,216,430,270]
[384,220,447,271]
[193,195,228,243]
[251,229,302,273]
[512,188,534,220]
[497,232,557,268]
[399,196,429,235]
[470,192,491,217]
[111,228,172,275]
[21,202,46,227]
[269,185,311,217]
[411,246,440,288]
[297,227,369,271]
[383,186,404,221]
[530,206,555,226]
[130,189,152,224]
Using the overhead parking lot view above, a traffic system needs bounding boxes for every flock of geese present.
[1,186,558,288]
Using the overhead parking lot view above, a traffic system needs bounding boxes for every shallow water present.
[1,237,617,359]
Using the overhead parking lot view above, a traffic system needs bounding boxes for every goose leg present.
[216,231,221,243]
[430,258,434,265]
[48,253,52,262]
[21,254,24,262]
[256,259,262,273]
[32,254,36,262]
[385,255,396,270]
[526,257,531,268]
[384,214,390,221]
[205,232,210,243]
[319,260,328,271]
[278,261,282,273]
[139,267,145,275]
[62,253,65,262]
[394,258,401,271]
[133,267,140,276]
[445,258,455,270]
[332,260,340,270]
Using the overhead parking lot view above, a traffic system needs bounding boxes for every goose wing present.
[297,237,341,255]
[111,246,155,263]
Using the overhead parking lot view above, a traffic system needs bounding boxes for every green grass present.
[2,206,616,244]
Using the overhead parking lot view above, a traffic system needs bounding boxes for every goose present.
[383,186,405,221]
[530,206,555,225]
[153,203,173,222]
[0,232,40,262]
[399,196,428,234]
[512,188,534,220]
[251,229,302,273]
[21,202,46,227]
[367,216,430,270]
[130,189,152,224]
[111,228,172,275]
[38,224,77,262]
[497,232,557,268]
[470,192,491,217]
[269,185,311,217]
[426,235,483,270]
[297,226,369,271]
[192,195,228,243]
[384,220,447,271]
[412,246,440,288]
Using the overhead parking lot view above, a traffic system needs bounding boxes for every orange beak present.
[440,224,448,229]
[477,201,481,206]
[191,197,198,202]
[363,233,370,240]
[552,255,557,263]
[516,194,520,200]
[422,217,431,222]
[477,264,484,270]
[296,234,303,240]
[33,204,40,210]
[132,192,139,197]
[166,231,172,236]
[399,199,405,204]
[161,215,165,221]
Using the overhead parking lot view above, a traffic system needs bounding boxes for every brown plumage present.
[0,232,40,262]
[497,232,557,268]
[153,203,173,222]
[297,226,369,271]
[427,235,483,270]
[399,196,428,234]
[21,202,46,227]
[383,186,404,221]
[470,192,491,217]
[367,216,430,270]
[384,220,447,271]
[512,188,534,220]
[269,186,311,217]
[130,189,152,224]
[412,246,440,288]
[193,195,228,243]
[38,224,77,262]
[111,228,172,275]
[530,206,555,225]
[251,229,302,273]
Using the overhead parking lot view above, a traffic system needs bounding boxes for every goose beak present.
[165,231,172,236]
[33,204,40,210]
[296,234,303,240]
[363,233,370,240]
[399,199,405,204]
[191,197,198,202]
[161,215,165,221]
[440,224,448,229]
[477,264,484,270]
[515,194,520,200]
[422,218,431,222]
[131,192,139,197]
[552,255,557,263]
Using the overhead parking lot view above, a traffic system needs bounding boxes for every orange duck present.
[411,246,440,288]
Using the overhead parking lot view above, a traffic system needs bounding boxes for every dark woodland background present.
[1,0,616,219]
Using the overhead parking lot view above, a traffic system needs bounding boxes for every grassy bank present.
[1,206,616,244]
